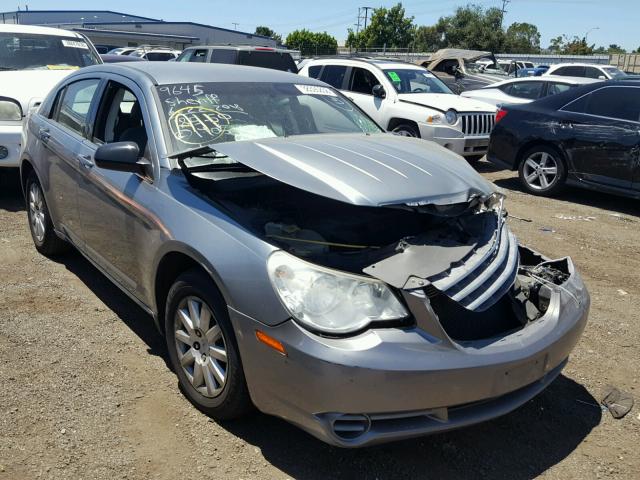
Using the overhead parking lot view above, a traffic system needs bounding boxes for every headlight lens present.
[0,99,22,121]
[445,109,458,125]
[267,251,408,335]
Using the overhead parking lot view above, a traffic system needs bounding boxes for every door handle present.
[77,153,94,169]
[38,127,50,141]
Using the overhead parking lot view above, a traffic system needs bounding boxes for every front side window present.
[55,79,101,136]
[189,49,208,63]
[349,67,381,95]
[584,67,604,79]
[210,49,237,64]
[155,82,382,155]
[554,66,585,77]
[93,82,148,156]
[237,51,297,72]
[0,32,100,70]
[563,87,640,122]
[319,65,347,89]
[383,69,452,94]
[307,65,322,79]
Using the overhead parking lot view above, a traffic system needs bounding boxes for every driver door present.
[344,66,386,126]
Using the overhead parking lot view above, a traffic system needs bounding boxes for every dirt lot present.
[1,163,638,480]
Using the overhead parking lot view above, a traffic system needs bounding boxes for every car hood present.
[397,93,497,113]
[0,70,76,113]
[208,133,495,207]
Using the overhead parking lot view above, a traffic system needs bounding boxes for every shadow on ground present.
[0,169,24,212]
[491,172,639,218]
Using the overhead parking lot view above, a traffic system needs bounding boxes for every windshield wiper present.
[0,66,17,71]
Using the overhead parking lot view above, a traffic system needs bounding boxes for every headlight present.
[0,99,22,121]
[445,109,458,125]
[267,251,408,335]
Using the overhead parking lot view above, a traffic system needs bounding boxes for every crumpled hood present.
[0,70,76,113]
[398,93,497,113]
[211,133,495,207]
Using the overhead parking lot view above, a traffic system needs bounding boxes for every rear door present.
[560,85,640,189]
[34,77,102,244]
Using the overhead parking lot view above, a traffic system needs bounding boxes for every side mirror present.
[94,141,149,175]
[372,84,386,98]
[598,75,606,80]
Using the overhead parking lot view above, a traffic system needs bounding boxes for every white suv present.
[0,24,101,171]
[299,58,498,161]
[544,63,627,80]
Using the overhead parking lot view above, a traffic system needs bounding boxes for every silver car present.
[20,63,589,447]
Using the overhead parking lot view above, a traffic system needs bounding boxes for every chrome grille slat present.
[460,113,496,136]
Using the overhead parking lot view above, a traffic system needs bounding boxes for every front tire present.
[165,269,252,420]
[518,146,567,196]
[391,123,420,138]
[25,172,69,256]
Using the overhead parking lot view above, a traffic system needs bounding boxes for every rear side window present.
[55,79,100,136]
[145,52,175,61]
[237,51,297,72]
[564,87,640,122]
[545,82,572,97]
[554,66,585,77]
[505,81,543,99]
[210,49,237,64]
[308,65,322,79]
[319,65,347,89]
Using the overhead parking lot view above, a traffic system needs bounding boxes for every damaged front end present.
[175,135,582,343]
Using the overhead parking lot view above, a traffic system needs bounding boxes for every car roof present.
[489,76,600,88]
[548,63,617,69]
[75,62,325,86]
[0,24,83,37]
[184,45,290,52]
[304,57,418,69]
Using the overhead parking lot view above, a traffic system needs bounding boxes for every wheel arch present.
[387,118,421,136]
[153,246,232,334]
[516,140,569,171]
[19,157,35,196]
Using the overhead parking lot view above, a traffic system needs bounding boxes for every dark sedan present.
[487,80,640,198]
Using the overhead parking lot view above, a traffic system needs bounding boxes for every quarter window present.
[55,79,100,137]
[319,65,347,89]
[545,82,572,96]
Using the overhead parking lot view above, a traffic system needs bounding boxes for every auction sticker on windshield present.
[387,71,401,82]
[294,84,336,96]
[61,39,89,49]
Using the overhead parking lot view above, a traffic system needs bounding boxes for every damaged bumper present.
[230,248,589,447]
[418,123,490,157]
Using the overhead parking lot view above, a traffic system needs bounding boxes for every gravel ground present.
[1,163,638,480]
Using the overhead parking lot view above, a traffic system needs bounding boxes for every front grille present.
[426,215,519,312]
[461,113,495,136]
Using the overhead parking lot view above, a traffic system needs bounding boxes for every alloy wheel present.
[174,296,228,398]
[392,127,416,137]
[29,182,46,242]
[522,151,559,190]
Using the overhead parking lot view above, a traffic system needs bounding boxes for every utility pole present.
[355,7,362,35]
[500,0,510,28]
[361,6,373,29]
[232,22,239,30]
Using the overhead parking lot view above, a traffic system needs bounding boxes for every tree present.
[285,29,337,56]
[503,22,541,53]
[254,26,282,44]
[435,5,505,52]
[607,44,626,53]
[546,35,594,55]
[346,3,415,49]
[414,25,444,52]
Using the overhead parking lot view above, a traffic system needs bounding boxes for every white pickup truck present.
[0,24,101,172]
[299,58,497,161]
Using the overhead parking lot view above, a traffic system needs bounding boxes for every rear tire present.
[391,123,420,138]
[25,172,69,256]
[465,155,484,166]
[518,145,567,196]
[165,269,253,420]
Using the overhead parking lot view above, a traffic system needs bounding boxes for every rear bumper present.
[0,124,23,168]
[230,254,589,447]
[418,123,490,157]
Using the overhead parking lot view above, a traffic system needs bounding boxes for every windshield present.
[383,69,453,94]
[0,32,100,70]
[156,82,382,155]
[603,67,627,79]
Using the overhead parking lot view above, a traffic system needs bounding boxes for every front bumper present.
[418,123,490,157]
[0,123,23,168]
[230,253,589,447]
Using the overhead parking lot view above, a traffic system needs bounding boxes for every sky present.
[7,0,640,50]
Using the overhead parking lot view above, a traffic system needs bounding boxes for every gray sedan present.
[20,63,589,447]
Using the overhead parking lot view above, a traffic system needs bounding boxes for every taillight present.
[495,108,508,123]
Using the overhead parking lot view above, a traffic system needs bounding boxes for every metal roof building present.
[0,10,277,50]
